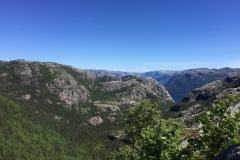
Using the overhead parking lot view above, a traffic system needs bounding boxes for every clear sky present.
[1,0,240,71]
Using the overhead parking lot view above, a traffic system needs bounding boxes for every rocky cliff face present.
[213,144,240,160]
[96,75,121,82]
[46,74,90,109]
[87,69,141,77]
[0,60,6,65]
[0,59,95,109]
[181,73,240,104]
[170,73,240,119]
[0,59,173,112]
[99,75,173,102]
[164,68,240,102]
[1,59,240,159]
[87,68,240,103]
[143,70,178,85]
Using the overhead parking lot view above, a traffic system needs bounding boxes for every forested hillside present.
[0,95,90,159]
[2,59,240,159]
[0,59,174,159]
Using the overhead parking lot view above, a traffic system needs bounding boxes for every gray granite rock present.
[100,76,173,102]
[213,144,240,160]
[46,74,90,109]
[87,116,103,126]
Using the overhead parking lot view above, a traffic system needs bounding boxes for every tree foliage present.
[183,96,240,159]
[117,99,183,160]
[117,97,240,160]
[0,95,90,160]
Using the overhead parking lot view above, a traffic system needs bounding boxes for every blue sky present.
[1,0,240,71]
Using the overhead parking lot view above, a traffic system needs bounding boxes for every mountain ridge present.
[168,72,240,125]
[0,59,175,159]
[2,59,240,103]
[0,59,173,108]
[86,66,240,102]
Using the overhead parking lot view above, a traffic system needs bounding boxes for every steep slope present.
[87,69,141,77]
[169,73,240,121]
[0,59,94,109]
[143,70,178,85]
[0,60,6,65]
[99,75,173,102]
[0,95,89,160]
[87,68,240,103]
[0,59,173,110]
[0,59,174,159]
[165,68,240,102]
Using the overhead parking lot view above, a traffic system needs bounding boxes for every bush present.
[116,99,183,160]
[183,96,240,159]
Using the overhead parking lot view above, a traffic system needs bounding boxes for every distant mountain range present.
[87,68,240,102]
[168,72,240,125]
[86,69,178,85]
[164,68,240,102]
[0,60,6,64]
[86,69,142,77]
[2,59,240,103]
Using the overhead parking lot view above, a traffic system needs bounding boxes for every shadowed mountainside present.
[164,68,240,102]
[168,72,240,124]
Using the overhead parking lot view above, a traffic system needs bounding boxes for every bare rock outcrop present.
[122,75,139,81]
[96,75,121,82]
[23,94,31,100]
[178,104,203,117]
[68,66,95,88]
[181,73,240,104]
[171,73,240,115]
[216,87,240,100]
[181,80,223,103]
[86,69,138,77]
[228,102,240,115]
[94,103,120,112]
[87,116,103,126]
[108,130,129,142]
[143,70,178,85]
[46,74,90,109]
[93,103,123,115]
[165,68,240,102]
[213,143,240,160]
[99,76,173,102]
[13,60,32,85]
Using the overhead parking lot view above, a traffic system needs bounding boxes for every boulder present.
[122,75,139,81]
[213,144,240,160]
[216,87,240,100]
[93,103,122,115]
[87,116,103,126]
[108,130,129,142]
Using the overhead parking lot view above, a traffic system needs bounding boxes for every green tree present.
[184,96,240,159]
[116,99,183,160]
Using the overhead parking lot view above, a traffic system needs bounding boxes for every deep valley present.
[1,59,240,159]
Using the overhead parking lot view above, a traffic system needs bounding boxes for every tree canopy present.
[116,99,183,160]
[117,97,240,160]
